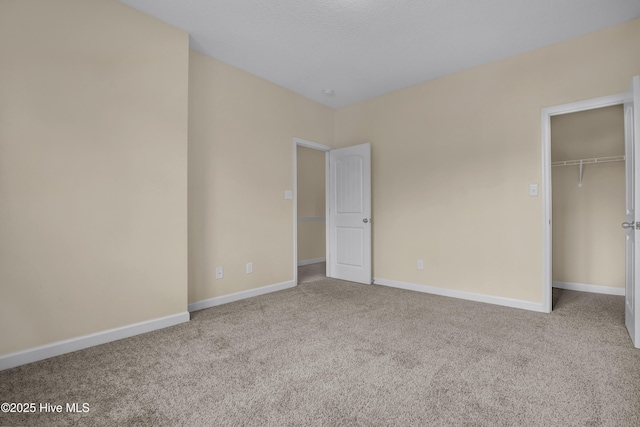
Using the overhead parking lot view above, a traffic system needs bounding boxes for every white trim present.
[293,142,298,285]
[542,107,553,313]
[542,92,630,314]
[293,137,332,151]
[0,312,189,371]
[374,277,545,312]
[325,151,331,278]
[553,281,625,296]
[188,280,295,312]
[298,216,326,221]
[543,93,630,116]
[298,257,326,266]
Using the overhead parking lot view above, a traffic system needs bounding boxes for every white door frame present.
[541,92,631,313]
[293,137,332,285]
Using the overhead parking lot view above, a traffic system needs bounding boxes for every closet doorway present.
[542,76,640,348]
[293,138,330,284]
[550,105,626,301]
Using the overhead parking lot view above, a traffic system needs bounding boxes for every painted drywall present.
[188,51,333,304]
[0,0,189,356]
[297,146,326,263]
[551,106,625,289]
[297,221,326,263]
[334,18,640,304]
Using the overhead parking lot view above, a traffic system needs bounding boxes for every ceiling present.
[118,0,640,109]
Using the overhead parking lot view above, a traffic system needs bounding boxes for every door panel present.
[624,98,635,344]
[626,75,640,348]
[336,227,364,266]
[336,156,363,213]
[329,143,371,284]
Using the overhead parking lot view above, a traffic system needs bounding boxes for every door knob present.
[622,221,636,229]
[362,218,371,223]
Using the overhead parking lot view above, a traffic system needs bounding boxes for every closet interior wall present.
[297,146,326,265]
[551,105,625,291]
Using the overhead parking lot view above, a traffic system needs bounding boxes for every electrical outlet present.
[246,262,253,274]
[216,267,223,279]
[417,260,424,270]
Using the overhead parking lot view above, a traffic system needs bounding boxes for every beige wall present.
[2,1,638,361]
[188,51,333,303]
[297,221,326,262]
[551,106,625,288]
[0,0,189,356]
[334,19,640,304]
[297,146,326,262]
[297,146,326,217]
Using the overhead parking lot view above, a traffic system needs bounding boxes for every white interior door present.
[328,143,371,284]
[624,75,640,348]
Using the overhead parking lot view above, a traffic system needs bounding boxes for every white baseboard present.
[553,281,625,296]
[188,280,296,312]
[373,277,545,312]
[297,257,326,267]
[0,311,190,371]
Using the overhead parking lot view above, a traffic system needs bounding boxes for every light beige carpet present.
[298,262,326,284]
[1,280,639,426]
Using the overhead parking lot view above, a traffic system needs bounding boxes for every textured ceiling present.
[118,0,640,108]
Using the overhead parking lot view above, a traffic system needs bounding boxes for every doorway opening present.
[550,105,626,309]
[293,138,373,286]
[542,92,630,313]
[293,138,331,285]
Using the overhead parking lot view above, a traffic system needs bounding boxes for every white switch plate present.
[417,260,424,270]
[529,184,538,197]
[216,267,223,279]
[246,262,253,274]
[284,190,293,200]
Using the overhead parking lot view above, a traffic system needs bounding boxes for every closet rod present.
[551,155,625,167]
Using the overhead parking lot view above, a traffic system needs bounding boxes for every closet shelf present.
[551,155,625,167]
[552,155,625,187]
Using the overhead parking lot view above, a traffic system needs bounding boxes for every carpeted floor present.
[1,276,639,426]
[298,262,326,284]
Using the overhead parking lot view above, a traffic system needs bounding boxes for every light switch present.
[529,184,538,197]
[284,190,293,200]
